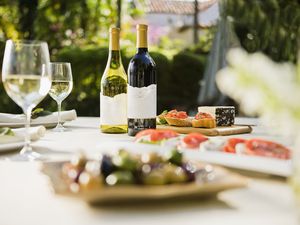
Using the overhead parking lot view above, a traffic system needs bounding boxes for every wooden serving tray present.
[157,125,252,136]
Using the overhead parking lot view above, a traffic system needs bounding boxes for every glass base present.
[5,146,44,161]
[52,123,68,132]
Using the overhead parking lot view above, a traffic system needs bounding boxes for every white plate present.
[183,150,292,177]
[0,121,59,128]
[96,141,292,177]
[0,142,24,152]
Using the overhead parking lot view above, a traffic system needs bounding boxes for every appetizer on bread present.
[164,110,192,127]
[192,112,216,128]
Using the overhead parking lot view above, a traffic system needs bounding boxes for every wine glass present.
[49,62,73,132]
[2,40,51,160]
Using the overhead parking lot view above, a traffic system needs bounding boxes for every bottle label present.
[100,93,127,125]
[127,84,157,119]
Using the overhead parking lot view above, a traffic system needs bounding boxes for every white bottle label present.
[100,93,127,125]
[127,84,157,119]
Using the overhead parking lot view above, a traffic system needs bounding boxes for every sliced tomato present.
[195,112,214,120]
[150,130,179,142]
[165,109,188,119]
[223,138,246,153]
[245,139,291,160]
[182,133,208,149]
[158,130,179,139]
[176,111,188,119]
[135,129,156,140]
[135,129,179,142]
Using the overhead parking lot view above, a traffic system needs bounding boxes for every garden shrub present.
[54,46,110,116]
[0,41,22,113]
[0,44,207,116]
[149,52,172,113]
[169,51,207,111]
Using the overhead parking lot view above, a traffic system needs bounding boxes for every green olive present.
[141,152,163,164]
[142,168,167,185]
[105,171,135,185]
[163,164,187,183]
[112,151,139,171]
[165,149,183,166]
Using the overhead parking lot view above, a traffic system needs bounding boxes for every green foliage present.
[149,52,172,112]
[188,28,216,55]
[0,44,207,115]
[0,0,145,54]
[225,0,300,63]
[0,41,21,113]
[169,51,207,110]
[53,46,111,116]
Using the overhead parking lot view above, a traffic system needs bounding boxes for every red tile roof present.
[145,0,217,15]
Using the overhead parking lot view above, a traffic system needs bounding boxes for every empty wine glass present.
[2,40,51,160]
[49,62,73,132]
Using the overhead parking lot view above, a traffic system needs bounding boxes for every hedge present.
[0,44,207,116]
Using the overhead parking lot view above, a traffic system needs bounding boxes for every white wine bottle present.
[100,27,127,133]
[127,24,157,136]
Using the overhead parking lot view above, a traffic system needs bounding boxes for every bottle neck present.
[108,50,121,69]
[108,30,121,69]
[137,48,148,54]
[109,31,120,51]
[136,28,148,49]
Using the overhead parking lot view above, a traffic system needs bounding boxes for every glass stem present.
[57,101,62,126]
[20,108,32,154]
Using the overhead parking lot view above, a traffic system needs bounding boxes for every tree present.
[18,0,38,39]
[225,0,300,63]
[193,0,199,44]
[116,0,121,28]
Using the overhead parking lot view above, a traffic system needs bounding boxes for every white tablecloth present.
[0,117,298,225]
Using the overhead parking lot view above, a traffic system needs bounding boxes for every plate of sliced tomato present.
[195,137,292,177]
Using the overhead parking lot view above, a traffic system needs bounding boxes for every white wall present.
[143,2,219,45]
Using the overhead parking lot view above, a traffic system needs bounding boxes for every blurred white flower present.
[216,48,300,137]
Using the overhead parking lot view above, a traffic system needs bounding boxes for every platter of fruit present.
[41,148,247,204]
[157,108,252,136]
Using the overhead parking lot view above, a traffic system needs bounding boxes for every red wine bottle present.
[127,24,157,136]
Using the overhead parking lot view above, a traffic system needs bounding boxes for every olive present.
[112,152,138,171]
[142,168,167,185]
[85,160,101,177]
[165,149,183,166]
[71,153,87,169]
[105,171,135,186]
[100,155,115,177]
[78,172,103,190]
[181,163,197,182]
[141,152,163,164]
[162,164,188,183]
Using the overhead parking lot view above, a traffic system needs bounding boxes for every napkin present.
[0,110,77,124]
[0,126,46,144]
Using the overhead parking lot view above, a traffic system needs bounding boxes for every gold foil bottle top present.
[137,24,148,31]
[109,27,120,51]
[136,24,148,48]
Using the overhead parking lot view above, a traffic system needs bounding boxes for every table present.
[0,117,299,225]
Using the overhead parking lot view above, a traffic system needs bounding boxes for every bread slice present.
[165,117,192,127]
[192,118,216,128]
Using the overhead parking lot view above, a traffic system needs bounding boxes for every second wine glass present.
[49,62,73,132]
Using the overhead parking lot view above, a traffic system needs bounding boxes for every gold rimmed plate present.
[41,161,247,205]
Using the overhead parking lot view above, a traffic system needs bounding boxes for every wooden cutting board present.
[157,125,252,136]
